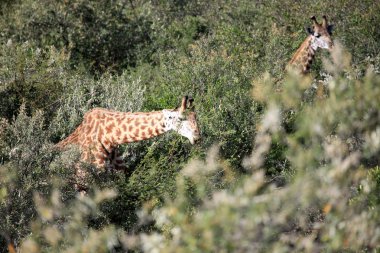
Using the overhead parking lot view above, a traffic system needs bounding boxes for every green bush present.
[20,189,120,253]
[0,0,155,72]
[0,0,380,252]
[0,106,76,250]
[134,45,380,253]
[0,41,70,120]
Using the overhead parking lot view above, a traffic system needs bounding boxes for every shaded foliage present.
[0,0,379,252]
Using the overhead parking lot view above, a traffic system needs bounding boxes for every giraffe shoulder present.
[84,108,110,121]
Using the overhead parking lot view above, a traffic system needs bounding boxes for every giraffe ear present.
[179,96,188,114]
[322,15,328,28]
[310,16,318,26]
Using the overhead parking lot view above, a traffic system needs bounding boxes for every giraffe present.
[287,15,334,74]
[56,96,200,188]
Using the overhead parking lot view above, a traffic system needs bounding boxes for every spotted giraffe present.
[287,15,334,74]
[57,96,200,184]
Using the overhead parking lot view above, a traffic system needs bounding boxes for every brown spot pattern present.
[105,122,115,134]
[58,109,171,172]
[115,128,122,137]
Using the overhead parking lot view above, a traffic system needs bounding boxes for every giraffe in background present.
[287,15,334,74]
[57,96,200,188]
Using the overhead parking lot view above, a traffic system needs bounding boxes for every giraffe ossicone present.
[287,15,334,74]
[56,96,201,172]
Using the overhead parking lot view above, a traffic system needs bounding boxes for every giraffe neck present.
[105,110,168,146]
[288,36,316,74]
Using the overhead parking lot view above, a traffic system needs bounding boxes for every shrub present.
[0,41,70,120]
[0,106,76,251]
[1,0,380,252]
[133,44,380,253]
[19,189,120,253]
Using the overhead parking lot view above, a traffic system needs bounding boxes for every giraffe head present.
[306,15,334,51]
[162,96,201,144]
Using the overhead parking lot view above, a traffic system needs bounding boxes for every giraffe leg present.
[72,148,107,194]
[105,148,126,172]
[114,149,127,172]
[92,144,109,169]
[99,141,119,173]
[69,152,91,194]
[98,141,127,173]
[102,147,127,174]
[74,165,89,194]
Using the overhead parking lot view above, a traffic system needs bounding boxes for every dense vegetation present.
[1,0,380,252]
